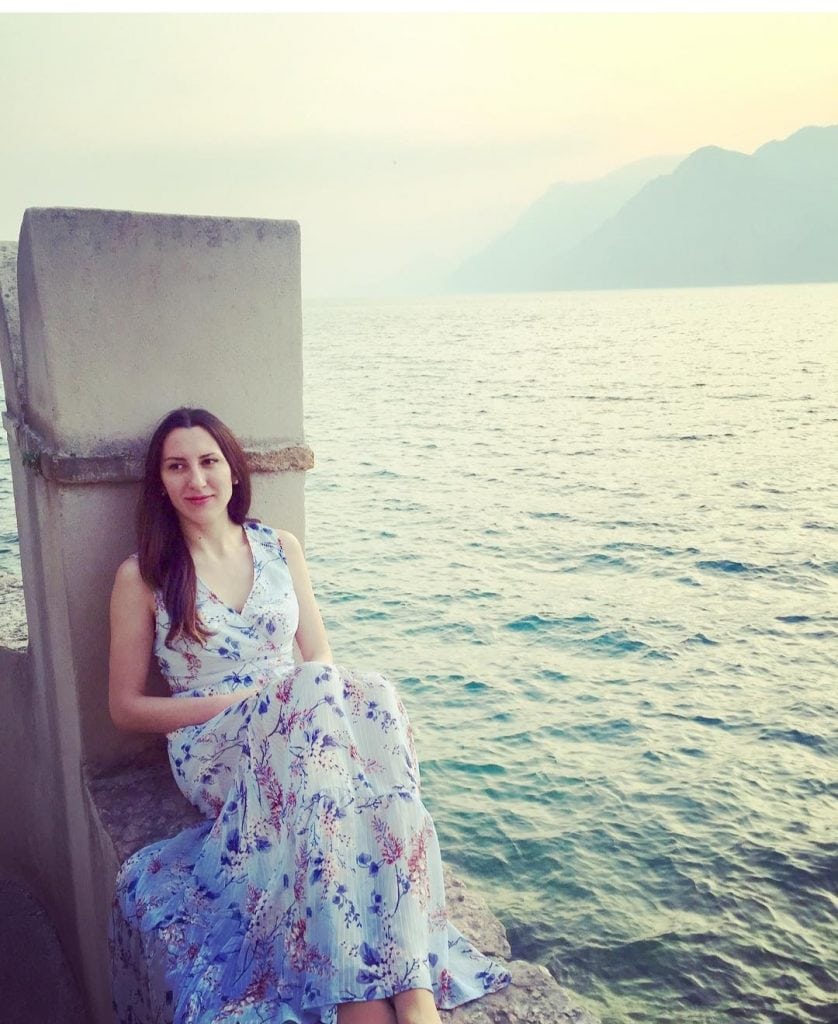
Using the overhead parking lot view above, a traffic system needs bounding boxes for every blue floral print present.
[110,521,510,1023]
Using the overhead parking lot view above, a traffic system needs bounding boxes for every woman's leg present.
[337,998,397,1024]
[391,988,442,1024]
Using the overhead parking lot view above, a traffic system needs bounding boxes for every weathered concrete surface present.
[0,241,22,418]
[0,570,27,649]
[16,208,303,454]
[87,748,205,864]
[5,422,315,484]
[0,879,87,1024]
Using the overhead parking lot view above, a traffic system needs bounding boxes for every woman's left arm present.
[278,529,334,664]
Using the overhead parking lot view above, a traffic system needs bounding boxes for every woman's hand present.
[217,685,262,711]
[199,685,261,720]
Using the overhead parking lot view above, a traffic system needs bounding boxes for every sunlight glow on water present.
[300,285,838,1024]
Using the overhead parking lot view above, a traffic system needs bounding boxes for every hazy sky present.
[2,12,837,296]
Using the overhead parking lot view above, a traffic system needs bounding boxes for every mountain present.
[451,125,838,293]
[449,155,681,293]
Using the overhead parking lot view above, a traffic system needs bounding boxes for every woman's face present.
[160,426,235,527]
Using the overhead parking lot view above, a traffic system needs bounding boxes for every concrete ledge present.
[86,748,204,862]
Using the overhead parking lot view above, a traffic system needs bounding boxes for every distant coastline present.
[449,123,838,296]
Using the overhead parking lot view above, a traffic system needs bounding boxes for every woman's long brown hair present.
[136,408,252,647]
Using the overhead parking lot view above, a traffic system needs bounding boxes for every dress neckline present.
[195,524,256,616]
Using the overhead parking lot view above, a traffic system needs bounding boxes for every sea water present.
[1,284,836,1023]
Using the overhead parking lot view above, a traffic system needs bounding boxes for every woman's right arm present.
[108,557,258,733]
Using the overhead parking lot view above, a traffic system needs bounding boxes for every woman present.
[109,407,510,1024]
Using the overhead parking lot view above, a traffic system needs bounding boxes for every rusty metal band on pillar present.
[1,413,314,484]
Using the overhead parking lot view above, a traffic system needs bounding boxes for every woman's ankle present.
[337,997,397,1024]
[391,988,442,1024]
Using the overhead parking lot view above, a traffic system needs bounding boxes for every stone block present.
[17,208,303,454]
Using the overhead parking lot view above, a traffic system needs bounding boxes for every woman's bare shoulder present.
[248,521,304,564]
[273,527,302,555]
[112,555,155,612]
[114,553,141,582]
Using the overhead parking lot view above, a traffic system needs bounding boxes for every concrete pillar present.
[0,208,311,1023]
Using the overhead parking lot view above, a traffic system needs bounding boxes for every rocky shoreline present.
[442,867,598,1023]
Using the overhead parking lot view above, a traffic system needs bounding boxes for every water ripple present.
[4,285,835,1024]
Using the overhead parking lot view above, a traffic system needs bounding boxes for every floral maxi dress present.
[110,521,511,1024]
